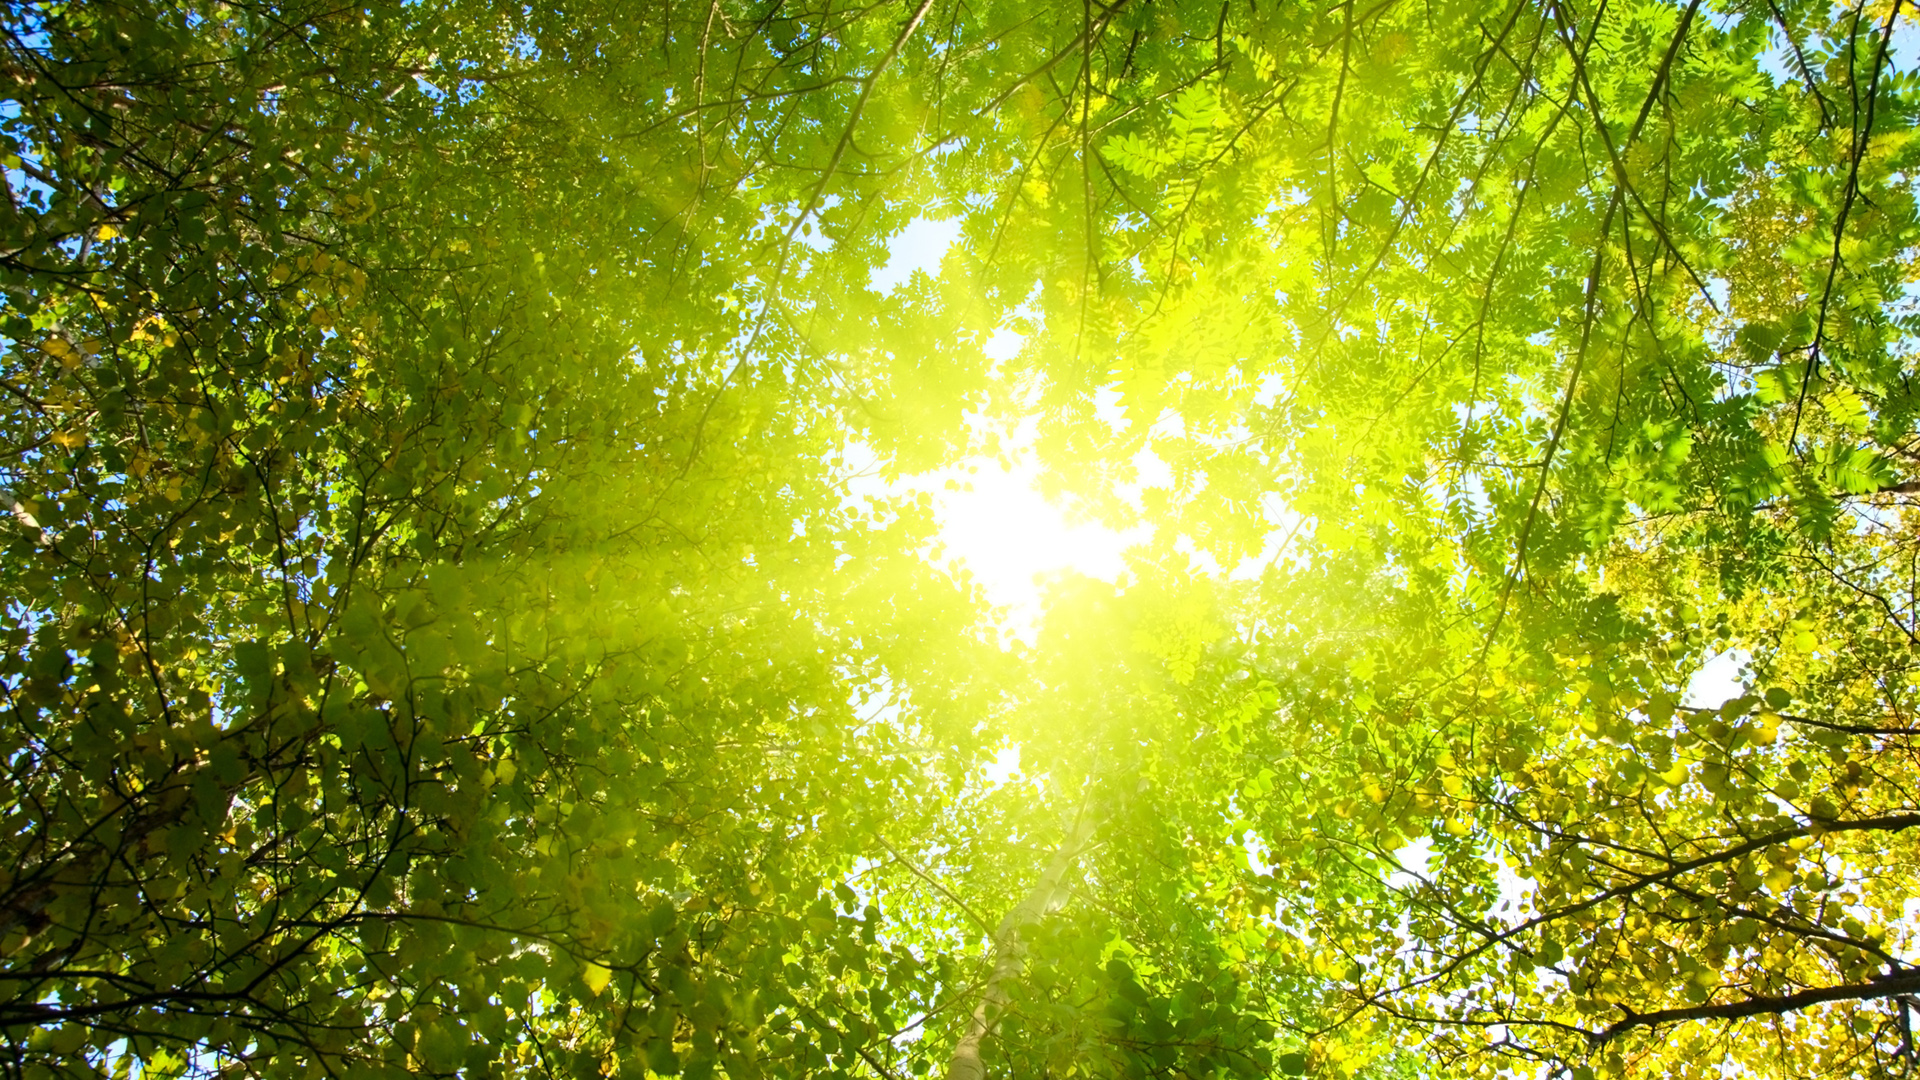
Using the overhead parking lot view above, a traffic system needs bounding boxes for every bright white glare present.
[924,456,1146,628]
[1388,837,1434,890]
[982,327,1024,362]
[839,437,1148,637]
[1684,649,1749,710]
[981,744,1021,786]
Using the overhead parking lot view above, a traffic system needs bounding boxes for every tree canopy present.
[4,1,1920,1078]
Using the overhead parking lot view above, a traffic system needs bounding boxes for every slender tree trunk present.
[944,813,1096,1080]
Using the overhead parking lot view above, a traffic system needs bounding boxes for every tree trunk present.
[944,813,1096,1080]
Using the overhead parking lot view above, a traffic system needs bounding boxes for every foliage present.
[3,1,1919,1079]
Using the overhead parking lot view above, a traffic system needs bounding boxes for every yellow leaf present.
[582,961,612,995]
[1790,623,1817,653]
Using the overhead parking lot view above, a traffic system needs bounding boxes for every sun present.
[922,456,1144,627]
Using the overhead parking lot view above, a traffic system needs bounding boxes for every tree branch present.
[1595,971,1920,1043]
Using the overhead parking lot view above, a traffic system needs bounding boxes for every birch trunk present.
[943,814,1096,1080]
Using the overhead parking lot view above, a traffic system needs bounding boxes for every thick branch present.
[1595,972,1920,1043]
